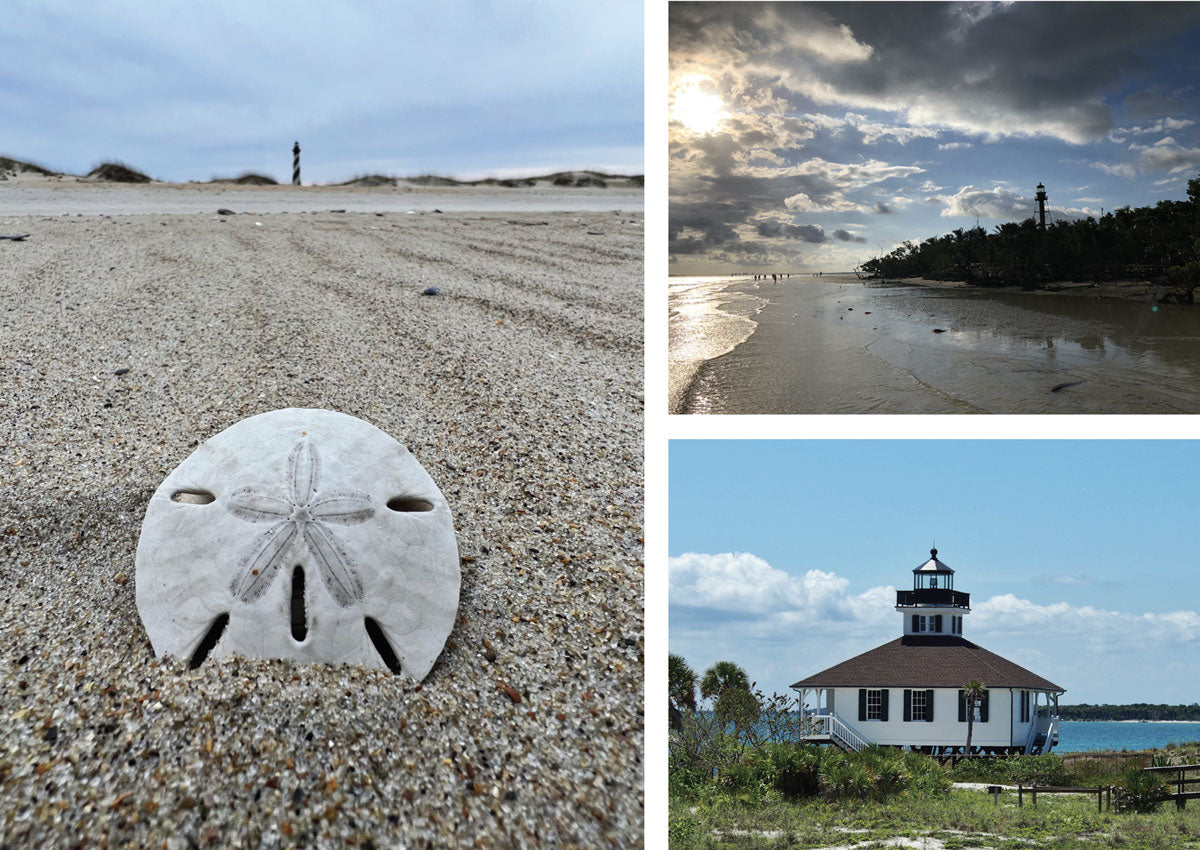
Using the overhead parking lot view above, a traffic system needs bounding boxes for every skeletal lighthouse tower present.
[1035,182,1048,230]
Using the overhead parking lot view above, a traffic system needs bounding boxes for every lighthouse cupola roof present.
[913,547,954,577]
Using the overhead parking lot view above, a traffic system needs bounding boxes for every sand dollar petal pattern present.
[135,408,461,681]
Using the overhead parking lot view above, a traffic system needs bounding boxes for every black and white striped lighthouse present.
[292,141,301,186]
[1035,182,1048,230]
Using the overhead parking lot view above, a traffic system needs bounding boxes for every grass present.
[87,161,152,182]
[339,174,400,187]
[670,787,1200,849]
[0,154,56,175]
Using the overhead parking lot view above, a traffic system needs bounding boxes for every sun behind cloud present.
[671,77,729,135]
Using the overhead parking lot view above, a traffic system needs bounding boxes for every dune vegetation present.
[86,161,152,183]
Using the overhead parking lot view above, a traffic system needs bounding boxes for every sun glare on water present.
[672,80,728,135]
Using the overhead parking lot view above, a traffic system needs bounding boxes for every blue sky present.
[670,440,1200,704]
[0,1,643,183]
[669,2,1200,274]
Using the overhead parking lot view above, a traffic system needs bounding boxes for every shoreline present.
[878,275,1175,303]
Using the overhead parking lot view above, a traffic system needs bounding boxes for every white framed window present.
[911,689,928,721]
[867,689,883,720]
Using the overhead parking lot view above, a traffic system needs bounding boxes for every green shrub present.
[1118,768,1169,813]
[949,754,1069,786]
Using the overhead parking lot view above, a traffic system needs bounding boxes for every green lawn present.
[670,787,1200,849]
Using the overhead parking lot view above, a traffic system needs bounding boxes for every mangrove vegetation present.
[859,174,1200,299]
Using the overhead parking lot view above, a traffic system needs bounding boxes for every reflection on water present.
[668,277,766,412]
[672,275,1200,414]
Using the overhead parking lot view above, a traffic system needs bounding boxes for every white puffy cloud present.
[669,552,893,621]
[1136,137,1200,174]
[1089,136,1200,179]
[856,120,942,145]
[938,142,974,151]
[1124,117,1197,135]
[939,184,1031,219]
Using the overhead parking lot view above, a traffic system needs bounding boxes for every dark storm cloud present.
[1123,86,1197,119]
[673,2,1200,144]
[755,220,826,242]
[832,229,867,243]
[873,202,893,214]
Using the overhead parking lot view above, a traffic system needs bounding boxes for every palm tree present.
[963,680,985,757]
[700,660,751,701]
[668,654,697,731]
[701,661,759,742]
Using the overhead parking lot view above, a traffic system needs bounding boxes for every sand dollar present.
[135,408,460,680]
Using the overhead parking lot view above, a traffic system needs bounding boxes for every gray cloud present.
[833,229,868,243]
[873,202,894,214]
[756,220,826,242]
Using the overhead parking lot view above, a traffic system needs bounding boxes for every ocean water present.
[669,274,1200,414]
[1058,721,1200,753]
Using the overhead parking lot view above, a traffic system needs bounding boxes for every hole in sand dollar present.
[189,613,229,669]
[386,496,434,512]
[171,489,215,505]
[364,617,402,674]
[290,566,307,642]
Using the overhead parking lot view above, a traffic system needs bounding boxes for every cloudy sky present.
[670,441,1200,704]
[0,1,642,183]
[669,1,1200,275]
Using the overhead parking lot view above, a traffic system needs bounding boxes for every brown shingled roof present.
[790,636,1064,692]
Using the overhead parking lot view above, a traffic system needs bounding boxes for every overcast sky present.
[0,1,643,183]
[670,440,1200,705]
[669,1,1200,275]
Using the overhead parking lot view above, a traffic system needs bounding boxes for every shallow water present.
[670,275,1200,414]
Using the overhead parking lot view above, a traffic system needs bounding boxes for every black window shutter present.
[859,688,867,721]
[958,690,966,722]
[880,689,889,721]
[926,689,935,722]
[934,614,943,633]
[980,690,990,723]
[903,689,912,722]
[912,614,919,632]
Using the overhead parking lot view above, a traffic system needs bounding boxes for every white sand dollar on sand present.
[135,408,460,680]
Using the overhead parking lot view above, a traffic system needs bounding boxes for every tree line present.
[859,175,1200,297]
[1057,703,1200,722]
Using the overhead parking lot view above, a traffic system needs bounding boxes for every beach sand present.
[0,193,643,846]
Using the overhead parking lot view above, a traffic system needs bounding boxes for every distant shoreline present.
[874,275,1189,304]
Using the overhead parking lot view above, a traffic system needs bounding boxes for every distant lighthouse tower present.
[292,141,301,186]
[1035,182,1048,230]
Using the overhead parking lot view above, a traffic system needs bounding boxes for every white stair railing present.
[824,714,868,752]
[1024,717,1040,753]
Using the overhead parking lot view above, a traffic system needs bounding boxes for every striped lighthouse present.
[292,141,301,186]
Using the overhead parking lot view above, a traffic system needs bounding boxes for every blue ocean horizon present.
[1058,721,1200,753]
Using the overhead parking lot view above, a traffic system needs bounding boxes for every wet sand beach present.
[671,275,1200,414]
[0,189,643,846]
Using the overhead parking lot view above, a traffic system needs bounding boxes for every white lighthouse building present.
[792,549,1064,756]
